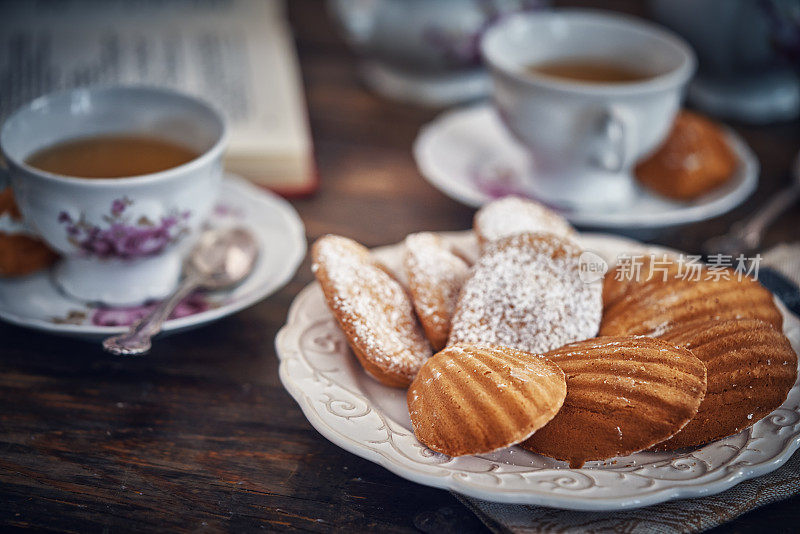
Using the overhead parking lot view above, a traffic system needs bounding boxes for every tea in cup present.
[480,10,696,209]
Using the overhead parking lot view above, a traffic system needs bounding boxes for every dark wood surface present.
[2,1,800,532]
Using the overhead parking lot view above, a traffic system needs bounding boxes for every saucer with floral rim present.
[414,104,758,229]
[0,174,305,340]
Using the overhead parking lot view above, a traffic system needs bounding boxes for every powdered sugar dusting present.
[474,197,575,246]
[312,235,432,381]
[404,233,470,340]
[449,233,601,354]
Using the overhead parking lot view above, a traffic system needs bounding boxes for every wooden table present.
[2,1,799,531]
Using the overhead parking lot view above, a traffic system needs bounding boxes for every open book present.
[0,0,315,195]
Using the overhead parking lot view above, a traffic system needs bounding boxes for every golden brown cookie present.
[448,232,601,354]
[635,110,737,200]
[473,196,575,250]
[403,232,470,351]
[521,336,707,467]
[408,343,567,456]
[602,253,680,310]
[0,188,21,218]
[653,318,797,450]
[0,188,58,277]
[600,270,782,337]
[311,235,432,388]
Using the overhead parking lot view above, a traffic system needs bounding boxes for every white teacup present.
[480,9,696,209]
[0,86,227,306]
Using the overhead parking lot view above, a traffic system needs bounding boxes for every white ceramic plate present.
[276,231,800,511]
[0,174,306,340]
[413,105,758,229]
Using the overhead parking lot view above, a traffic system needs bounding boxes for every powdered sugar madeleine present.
[448,232,602,355]
[600,270,782,337]
[403,232,470,351]
[521,336,707,468]
[473,196,575,249]
[653,318,797,450]
[407,343,567,457]
[312,235,432,388]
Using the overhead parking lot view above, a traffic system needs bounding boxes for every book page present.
[0,0,312,190]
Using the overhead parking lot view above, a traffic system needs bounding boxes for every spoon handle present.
[734,183,800,251]
[102,276,202,356]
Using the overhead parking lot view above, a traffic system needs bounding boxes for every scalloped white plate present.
[0,174,306,340]
[413,105,758,229]
[276,231,800,511]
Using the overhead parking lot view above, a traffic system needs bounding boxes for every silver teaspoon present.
[102,227,258,356]
[703,151,800,257]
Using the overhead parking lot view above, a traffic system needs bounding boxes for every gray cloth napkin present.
[454,451,800,534]
[454,243,800,534]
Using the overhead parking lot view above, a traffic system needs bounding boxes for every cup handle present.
[590,105,637,173]
[328,0,379,45]
[0,161,9,190]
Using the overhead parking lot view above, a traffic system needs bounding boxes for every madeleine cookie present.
[403,232,470,351]
[448,232,601,354]
[635,111,736,201]
[602,254,680,310]
[473,196,575,249]
[653,318,797,450]
[408,343,566,457]
[312,235,432,387]
[521,336,707,467]
[0,188,58,277]
[600,271,782,337]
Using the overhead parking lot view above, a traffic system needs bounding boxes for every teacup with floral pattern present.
[0,86,227,305]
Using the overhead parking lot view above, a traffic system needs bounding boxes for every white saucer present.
[0,174,306,340]
[361,60,491,107]
[413,104,759,228]
[276,231,800,510]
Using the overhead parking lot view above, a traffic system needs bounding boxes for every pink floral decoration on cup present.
[58,197,190,259]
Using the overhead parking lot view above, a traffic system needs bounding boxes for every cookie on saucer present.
[0,188,58,277]
[635,110,737,201]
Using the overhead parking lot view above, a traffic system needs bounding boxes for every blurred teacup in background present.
[0,86,227,306]
[481,9,695,209]
[328,0,547,106]
[651,0,800,124]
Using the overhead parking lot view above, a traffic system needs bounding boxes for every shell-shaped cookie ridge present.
[653,318,797,449]
[600,273,782,337]
[521,336,707,467]
[408,343,567,457]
